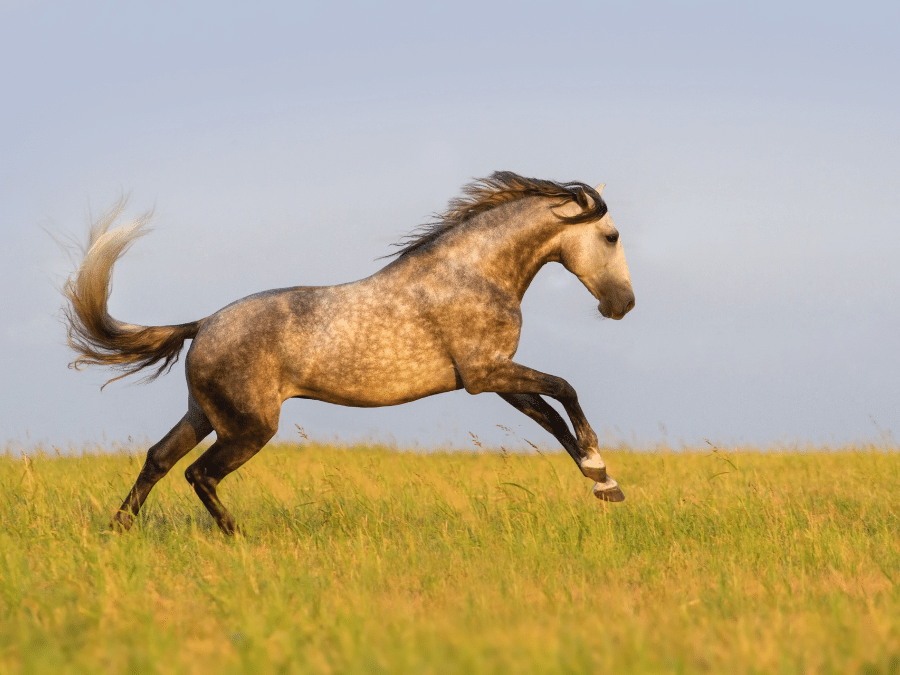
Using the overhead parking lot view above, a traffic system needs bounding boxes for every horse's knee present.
[555,378,577,402]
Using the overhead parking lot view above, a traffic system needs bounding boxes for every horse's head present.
[555,184,635,320]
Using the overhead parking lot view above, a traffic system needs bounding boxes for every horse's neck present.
[466,206,561,301]
[380,202,562,301]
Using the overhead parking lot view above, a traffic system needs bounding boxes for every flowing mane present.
[388,171,608,258]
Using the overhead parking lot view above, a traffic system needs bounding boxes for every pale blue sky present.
[2,1,898,450]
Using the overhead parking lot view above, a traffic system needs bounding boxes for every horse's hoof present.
[579,455,607,483]
[593,478,625,502]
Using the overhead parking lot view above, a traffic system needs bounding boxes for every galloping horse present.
[63,172,635,534]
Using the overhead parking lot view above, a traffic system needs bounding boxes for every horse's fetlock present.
[576,435,600,457]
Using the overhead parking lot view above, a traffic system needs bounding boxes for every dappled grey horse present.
[64,172,635,534]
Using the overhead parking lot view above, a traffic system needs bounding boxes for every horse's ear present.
[594,183,606,196]
[575,188,592,210]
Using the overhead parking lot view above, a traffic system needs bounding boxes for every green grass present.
[2,442,899,674]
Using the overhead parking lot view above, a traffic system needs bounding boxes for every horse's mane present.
[387,171,608,258]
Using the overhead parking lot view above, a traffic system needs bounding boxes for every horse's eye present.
[605,233,619,244]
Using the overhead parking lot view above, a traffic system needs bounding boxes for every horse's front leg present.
[464,362,624,501]
[497,393,583,464]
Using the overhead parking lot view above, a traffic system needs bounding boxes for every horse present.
[63,171,635,535]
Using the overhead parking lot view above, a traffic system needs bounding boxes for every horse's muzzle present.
[599,292,635,320]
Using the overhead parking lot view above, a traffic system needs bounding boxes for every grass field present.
[2,441,899,674]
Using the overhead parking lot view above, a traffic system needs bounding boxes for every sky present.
[2,0,898,452]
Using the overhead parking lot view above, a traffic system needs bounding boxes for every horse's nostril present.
[624,297,635,313]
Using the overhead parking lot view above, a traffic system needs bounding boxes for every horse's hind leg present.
[112,404,213,531]
[184,421,277,535]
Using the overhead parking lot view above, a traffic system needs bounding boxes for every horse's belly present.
[286,347,460,407]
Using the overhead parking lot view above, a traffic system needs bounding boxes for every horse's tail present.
[62,198,204,388]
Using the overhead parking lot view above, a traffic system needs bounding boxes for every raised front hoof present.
[592,478,625,502]
[578,455,607,483]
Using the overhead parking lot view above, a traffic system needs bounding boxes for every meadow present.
[2,440,899,674]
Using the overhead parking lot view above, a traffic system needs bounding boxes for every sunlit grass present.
[2,442,899,673]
